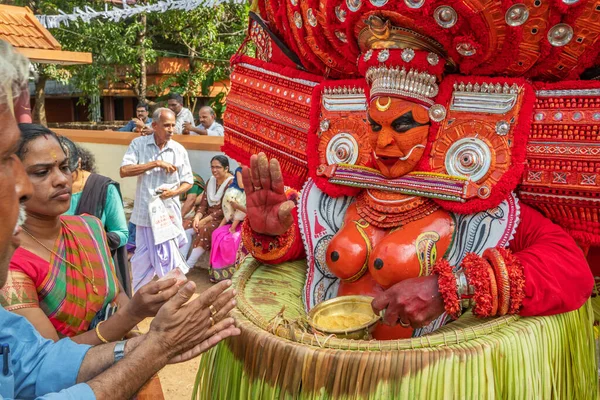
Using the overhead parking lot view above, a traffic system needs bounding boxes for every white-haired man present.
[0,40,239,400]
[121,107,194,291]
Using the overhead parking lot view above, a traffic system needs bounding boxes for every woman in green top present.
[60,138,131,295]
[181,172,206,219]
[181,173,206,260]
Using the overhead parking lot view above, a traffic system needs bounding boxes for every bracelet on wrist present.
[483,248,510,316]
[95,320,110,344]
[113,340,126,363]
[455,268,475,310]
[496,247,525,314]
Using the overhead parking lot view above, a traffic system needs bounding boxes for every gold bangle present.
[95,320,109,344]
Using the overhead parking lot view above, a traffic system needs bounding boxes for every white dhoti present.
[131,226,188,292]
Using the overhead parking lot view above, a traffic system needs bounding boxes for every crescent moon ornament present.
[375,96,392,112]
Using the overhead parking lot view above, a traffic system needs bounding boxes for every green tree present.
[146,2,248,117]
[15,0,248,123]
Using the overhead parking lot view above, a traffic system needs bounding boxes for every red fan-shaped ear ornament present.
[416,75,535,214]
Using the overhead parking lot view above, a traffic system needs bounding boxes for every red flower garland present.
[433,259,461,320]
[462,253,495,317]
[496,247,526,315]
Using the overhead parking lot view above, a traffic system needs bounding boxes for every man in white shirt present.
[183,106,225,136]
[120,107,194,291]
[167,93,194,134]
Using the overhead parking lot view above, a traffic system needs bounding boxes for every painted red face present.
[367,96,430,178]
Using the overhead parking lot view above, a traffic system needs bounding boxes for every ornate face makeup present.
[367,97,430,178]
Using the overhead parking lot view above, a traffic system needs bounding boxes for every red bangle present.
[462,253,496,317]
[496,248,526,314]
[433,259,461,320]
[483,248,510,316]
[487,264,498,316]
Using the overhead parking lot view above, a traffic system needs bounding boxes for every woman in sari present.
[0,124,179,345]
[60,137,132,296]
[209,166,246,282]
[186,155,233,267]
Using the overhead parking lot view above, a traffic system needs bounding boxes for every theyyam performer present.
[195,0,600,398]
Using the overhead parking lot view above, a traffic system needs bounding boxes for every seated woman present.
[180,173,206,259]
[0,124,179,345]
[209,165,246,282]
[186,155,233,267]
[60,137,132,296]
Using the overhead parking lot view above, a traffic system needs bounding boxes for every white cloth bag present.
[149,195,183,245]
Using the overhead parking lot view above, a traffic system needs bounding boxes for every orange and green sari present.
[0,215,119,337]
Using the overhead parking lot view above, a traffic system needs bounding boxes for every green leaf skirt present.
[194,257,599,399]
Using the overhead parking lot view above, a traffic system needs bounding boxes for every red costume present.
[229,1,599,339]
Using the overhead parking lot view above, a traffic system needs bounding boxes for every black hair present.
[57,136,97,173]
[76,145,97,173]
[58,136,80,172]
[211,154,230,172]
[136,103,149,111]
[168,93,183,104]
[17,123,65,160]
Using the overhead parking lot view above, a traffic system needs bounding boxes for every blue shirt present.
[118,118,153,132]
[0,307,95,399]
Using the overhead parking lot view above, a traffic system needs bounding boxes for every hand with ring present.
[241,152,296,236]
[148,280,240,364]
[371,275,446,329]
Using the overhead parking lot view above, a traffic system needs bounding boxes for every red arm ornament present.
[241,212,306,265]
[437,203,593,319]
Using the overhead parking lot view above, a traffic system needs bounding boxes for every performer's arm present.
[434,203,594,323]
[509,204,594,316]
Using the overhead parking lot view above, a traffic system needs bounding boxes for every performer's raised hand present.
[242,152,295,236]
[371,275,445,328]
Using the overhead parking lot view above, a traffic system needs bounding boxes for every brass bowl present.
[307,295,381,340]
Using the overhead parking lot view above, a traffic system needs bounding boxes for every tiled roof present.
[0,5,60,51]
[0,5,91,65]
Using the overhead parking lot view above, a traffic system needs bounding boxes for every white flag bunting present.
[36,0,244,29]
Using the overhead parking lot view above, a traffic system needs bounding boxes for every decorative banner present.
[36,0,243,29]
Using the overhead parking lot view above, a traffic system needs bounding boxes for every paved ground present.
[137,265,214,400]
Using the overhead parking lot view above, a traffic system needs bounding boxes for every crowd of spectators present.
[0,39,239,400]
